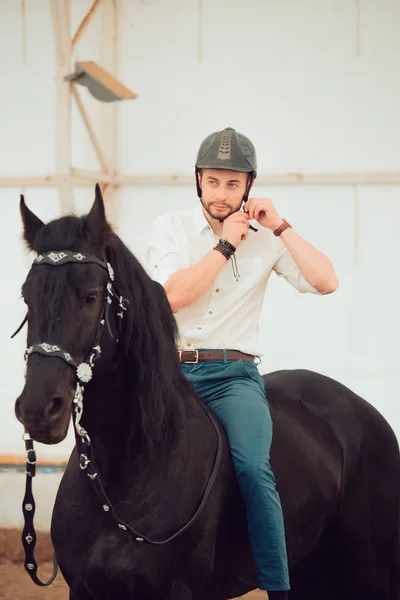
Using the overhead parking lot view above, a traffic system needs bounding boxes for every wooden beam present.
[113,171,400,186]
[50,0,74,214]
[1,171,400,188]
[99,0,120,227]
[71,0,102,49]
[50,0,67,64]
[71,86,110,173]
[70,168,113,183]
[0,176,58,187]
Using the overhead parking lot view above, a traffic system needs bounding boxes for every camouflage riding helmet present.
[195,127,257,201]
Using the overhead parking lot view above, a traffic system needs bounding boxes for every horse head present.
[14,184,120,445]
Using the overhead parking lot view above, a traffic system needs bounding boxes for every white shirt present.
[146,204,319,357]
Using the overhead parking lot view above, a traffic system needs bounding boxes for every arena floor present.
[0,529,68,600]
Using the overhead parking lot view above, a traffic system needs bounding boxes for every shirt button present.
[197,326,202,330]
[155,264,158,268]
[216,289,220,293]
[209,311,213,315]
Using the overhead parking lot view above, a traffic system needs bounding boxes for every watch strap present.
[273,219,292,237]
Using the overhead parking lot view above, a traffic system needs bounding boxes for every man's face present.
[199,169,249,222]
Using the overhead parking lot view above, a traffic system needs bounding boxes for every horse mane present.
[107,233,188,451]
[29,212,190,455]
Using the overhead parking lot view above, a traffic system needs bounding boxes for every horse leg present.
[323,461,399,599]
[69,591,92,600]
[288,545,332,600]
[166,580,193,599]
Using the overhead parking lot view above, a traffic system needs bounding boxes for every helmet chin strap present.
[217,208,258,231]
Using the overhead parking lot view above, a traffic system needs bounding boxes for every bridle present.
[13,249,223,587]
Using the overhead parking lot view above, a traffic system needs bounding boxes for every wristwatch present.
[273,219,292,237]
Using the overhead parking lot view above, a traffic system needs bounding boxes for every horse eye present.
[85,292,98,305]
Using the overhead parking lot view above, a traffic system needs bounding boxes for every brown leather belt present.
[177,350,255,364]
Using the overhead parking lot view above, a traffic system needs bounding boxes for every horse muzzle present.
[15,386,74,445]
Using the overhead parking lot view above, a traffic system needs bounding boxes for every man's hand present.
[244,197,283,231]
[221,212,250,248]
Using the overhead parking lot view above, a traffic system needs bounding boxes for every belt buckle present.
[185,350,199,364]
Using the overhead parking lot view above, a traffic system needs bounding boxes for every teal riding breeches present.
[180,355,290,592]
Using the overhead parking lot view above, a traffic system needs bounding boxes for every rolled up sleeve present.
[146,216,183,286]
[273,238,320,295]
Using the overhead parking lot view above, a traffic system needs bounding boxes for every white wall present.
[0,0,399,463]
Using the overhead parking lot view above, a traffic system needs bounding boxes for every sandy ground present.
[0,528,68,600]
[0,471,68,598]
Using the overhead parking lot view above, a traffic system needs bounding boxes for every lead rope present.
[21,434,59,586]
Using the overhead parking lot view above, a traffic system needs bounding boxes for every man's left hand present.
[244,197,283,231]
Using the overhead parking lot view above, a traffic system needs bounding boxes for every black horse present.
[15,185,399,600]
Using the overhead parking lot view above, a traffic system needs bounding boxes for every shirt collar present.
[193,204,211,235]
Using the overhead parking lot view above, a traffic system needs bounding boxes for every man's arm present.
[147,211,250,313]
[164,251,226,313]
[277,227,338,295]
[146,217,226,313]
[147,221,227,313]
[244,197,338,295]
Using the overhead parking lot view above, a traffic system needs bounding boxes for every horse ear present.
[85,184,111,248]
[20,194,45,249]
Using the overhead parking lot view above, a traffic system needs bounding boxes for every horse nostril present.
[15,399,23,422]
[44,396,66,423]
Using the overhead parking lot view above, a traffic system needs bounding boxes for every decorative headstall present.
[13,249,129,586]
[13,248,223,589]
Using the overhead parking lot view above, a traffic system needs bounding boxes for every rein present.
[13,249,223,587]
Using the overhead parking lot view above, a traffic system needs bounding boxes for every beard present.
[201,198,241,222]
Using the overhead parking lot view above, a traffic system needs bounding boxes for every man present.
[146,127,338,599]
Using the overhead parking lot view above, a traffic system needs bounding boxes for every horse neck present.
[77,240,187,476]
[77,360,186,480]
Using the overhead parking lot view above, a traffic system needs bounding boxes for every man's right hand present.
[221,211,250,248]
